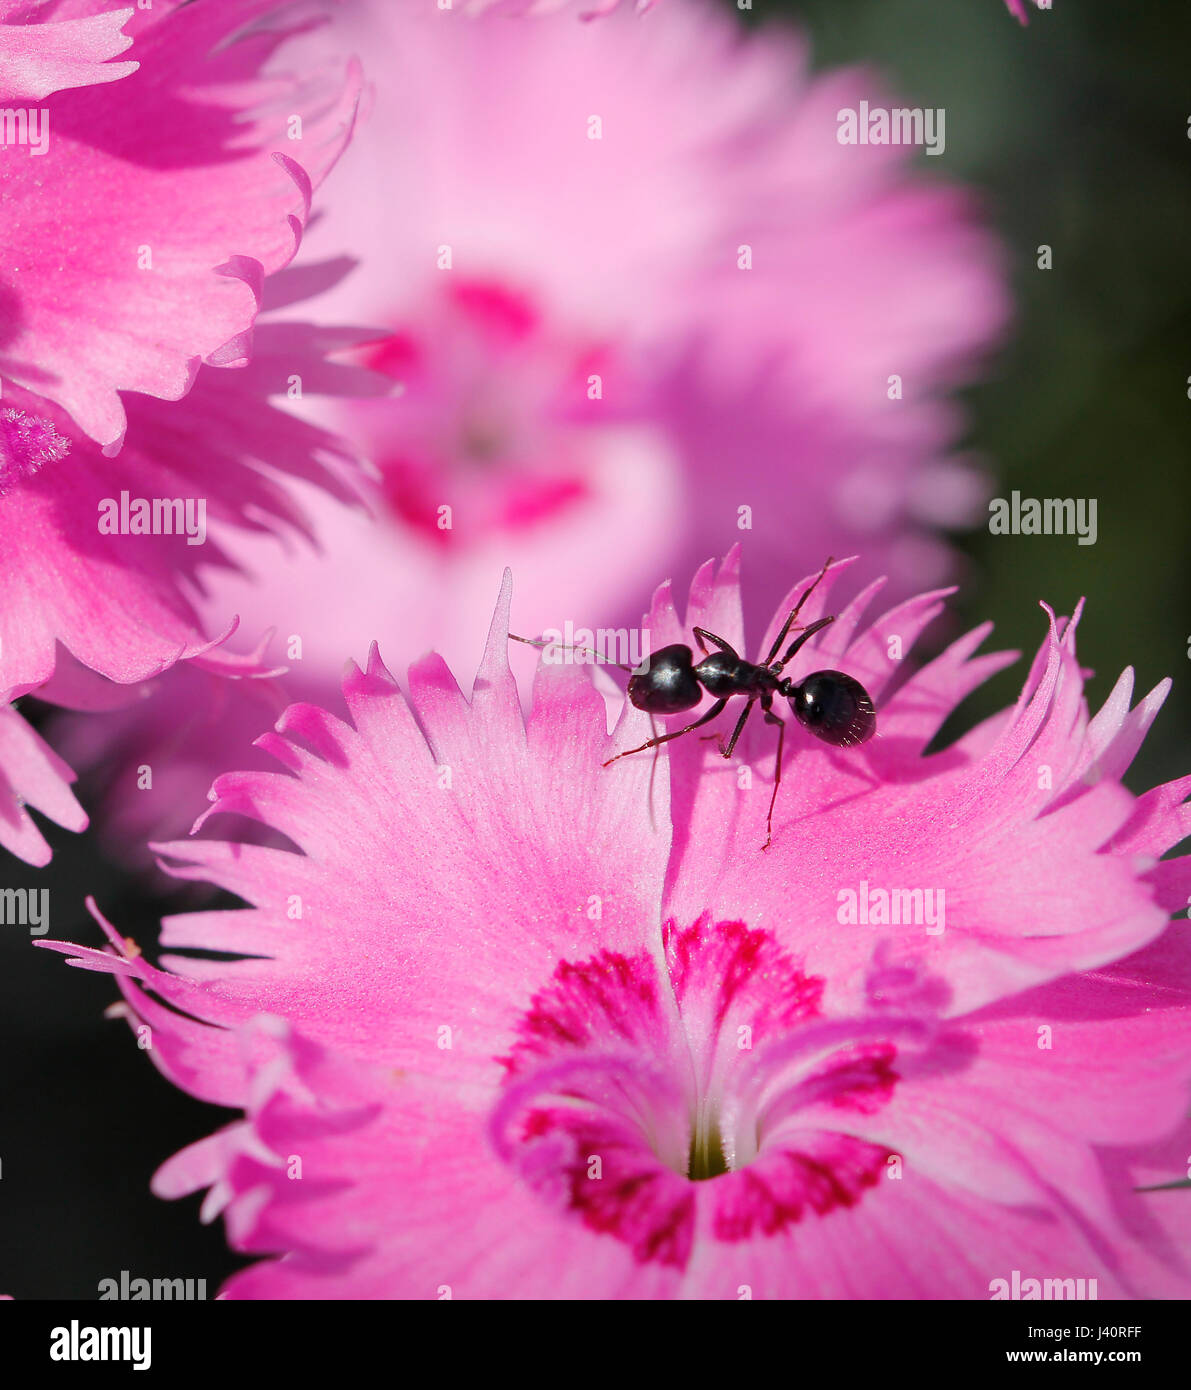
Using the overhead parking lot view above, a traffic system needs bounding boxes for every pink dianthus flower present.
[0,2,383,705]
[207,0,1007,685]
[43,555,1191,1297]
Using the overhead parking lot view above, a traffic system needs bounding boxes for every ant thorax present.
[694,651,775,698]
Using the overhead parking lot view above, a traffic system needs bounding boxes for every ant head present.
[627,644,702,715]
[784,670,876,747]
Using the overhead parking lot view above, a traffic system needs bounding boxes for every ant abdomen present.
[786,671,876,747]
[627,644,703,714]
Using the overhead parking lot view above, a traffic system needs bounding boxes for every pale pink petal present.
[0,2,137,101]
[0,702,86,864]
[0,313,381,699]
[0,0,361,448]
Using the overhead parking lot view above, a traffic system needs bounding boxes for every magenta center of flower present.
[364,279,608,545]
[491,918,900,1268]
[0,408,70,497]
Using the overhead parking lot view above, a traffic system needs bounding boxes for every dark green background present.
[765,0,1191,794]
[1,0,1187,1298]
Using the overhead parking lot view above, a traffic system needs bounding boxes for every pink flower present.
[209,0,1006,685]
[0,0,360,450]
[0,1,137,101]
[42,555,1191,1297]
[0,291,385,702]
[0,1,383,704]
[49,655,288,865]
[0,701,86,865]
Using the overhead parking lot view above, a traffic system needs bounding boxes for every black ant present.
[511,557,875,850]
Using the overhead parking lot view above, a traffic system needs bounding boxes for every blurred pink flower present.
[0,701,86,865]
[0,1,137,101]
[0,293,385,702]
[204,0,1007,684]
[50,655,290,867]
[0,0,387,709]
[0,0,361,450]
[43,556,1191,1297]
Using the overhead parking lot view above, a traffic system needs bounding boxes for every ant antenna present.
[508,632,635,674]
[760,555,835,667]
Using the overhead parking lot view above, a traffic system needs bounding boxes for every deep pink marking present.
[498,473,590,529]
[376,455,451,545]
[711,1136,892,1243]
[822,1042,899,1113]
[450,278,540,341]
[514,1106,695,1268]
[362,331,422,380]
[501,949,660,1077]
[665,915,825,1038]
[496,921,901,1269]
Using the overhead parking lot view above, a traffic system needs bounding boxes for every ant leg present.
[774,615,836,671]
[761,703,786,852]
[602,699,728,767]
[509,632,633,673]
[761,555,834,665]
[647,713,660,834]
[691,627,739,658]
[720,697,757,759]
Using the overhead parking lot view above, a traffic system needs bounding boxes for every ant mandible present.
[511,557,876,850]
